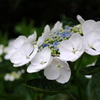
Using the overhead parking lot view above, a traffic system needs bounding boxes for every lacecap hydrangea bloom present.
[8,16,100,84]
[77,15,100,55]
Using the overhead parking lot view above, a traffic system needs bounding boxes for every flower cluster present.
[5,15,100,84]
[4,69,25,81]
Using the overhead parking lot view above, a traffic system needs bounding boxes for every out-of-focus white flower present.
[4,40,16,60]
[59,33,84,62]
[27,47,52,73]
[4,73,15,81]
[0,44,4,55]
[83,31,100,55]
[44,57,71,84]
[4,32,37,60]
[85,62,96,79]
[10,42,38,67]
[4,71,22,81]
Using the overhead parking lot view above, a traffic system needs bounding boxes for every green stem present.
[65,90,77,100]
[76,54,84,70]
[70,62,84,100]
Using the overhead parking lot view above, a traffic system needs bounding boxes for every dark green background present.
[0,0,100,37]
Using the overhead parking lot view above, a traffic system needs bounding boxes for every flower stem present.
[70,62,84,100]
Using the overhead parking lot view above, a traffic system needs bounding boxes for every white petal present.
[4,47,17,60]
[27,64,41,73]
[42,25,50,38]
[73,47,84,62]
[85,47,100,55]
[28,31,37,42]
[27,47,52,71]
[82,20,95,35]
[20,42,33,56]
[27,57,52,73]
[37,36,44,46]
[9,76,15,81]
[4,74,9,81]
[69,33,83,50]
[31,47,51,65]
[83,31,100,45]
[44,64,60,80]
[60,52,75,61]
[59,41,75,61]
[10,51,25,64]
[59,40,73,53]
[85,75,92,79]
[56,66,71,84]
[51,21,62,33]
[94,22,100,32]
[76,15,85,24]
[93,40,100,51]
[13,36,26,49]
[14,45,38,67]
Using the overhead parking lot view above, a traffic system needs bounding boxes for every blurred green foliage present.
[0,0,100,38]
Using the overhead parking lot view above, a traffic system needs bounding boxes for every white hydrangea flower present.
[4,73,15,81]
[27,47,53,73]
[4,39,16,60]
[44,57,71,84]
[10,42,38,67]
[4,32,37,60]
[83,31,100,55]
[59,33,84,62]
[82,20,100,35]
[0,44,4,55]
[13,31,37,49]
[4,70,24,81]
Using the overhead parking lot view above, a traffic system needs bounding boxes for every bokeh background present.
[0,0,100,38]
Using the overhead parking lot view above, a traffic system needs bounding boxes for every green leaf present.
[23,78,67,95]
[95,56,100,66]
[79,56,100,75]
[79,65,100,75]
[87,72,100,100]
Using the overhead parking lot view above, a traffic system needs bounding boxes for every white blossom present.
[82,20,100,35]
[59,33,84,62]
[4,71,22,81]
[4,32,37,60]
[83,31,100,55]
[27,47,52,73]
[10,42,38,67]
[0,44,4,55]
[44,57,71,84]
